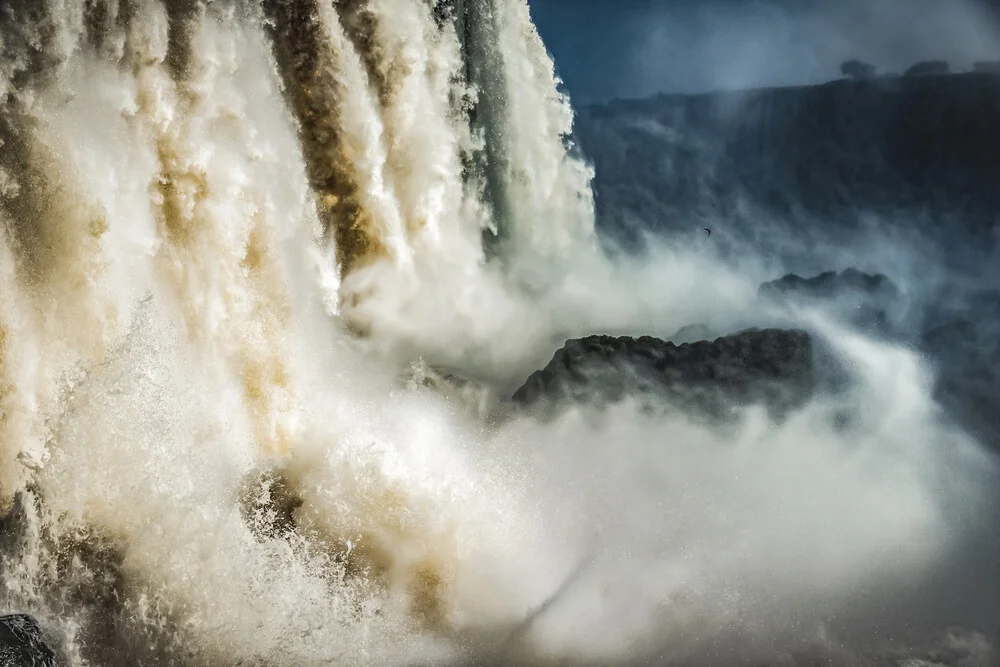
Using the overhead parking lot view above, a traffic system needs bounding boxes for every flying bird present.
[704,227,711,236]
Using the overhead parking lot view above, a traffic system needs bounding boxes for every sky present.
[528,0,1000,103]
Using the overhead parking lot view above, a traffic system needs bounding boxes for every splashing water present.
[0,1,994,665]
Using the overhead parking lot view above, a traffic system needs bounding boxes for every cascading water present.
[0,1,995,665]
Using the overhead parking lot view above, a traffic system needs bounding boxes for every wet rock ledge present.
[513,328,814,421]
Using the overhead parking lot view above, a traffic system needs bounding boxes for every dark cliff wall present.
[576,73,1000,267]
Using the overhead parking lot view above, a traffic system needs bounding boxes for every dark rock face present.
[515,264,1000,452]
[513,328,813,420]
[760,268,896,302]
[759,269,1000,451]
[576,72,1000,272]
[920,290,1000,450]
[0,615,56,667]
[759,268,901,334]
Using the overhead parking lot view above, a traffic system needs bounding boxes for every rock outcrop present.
[513,328,813,421]
[514,265,1000,452]
[759,268,897,303]
[759,268,901,334]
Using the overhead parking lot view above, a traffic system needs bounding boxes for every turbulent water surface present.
[0,1,997,665]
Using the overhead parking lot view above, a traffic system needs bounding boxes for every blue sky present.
[528,0,1000,103]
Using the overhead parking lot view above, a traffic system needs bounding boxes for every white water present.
[0,1,994,665]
